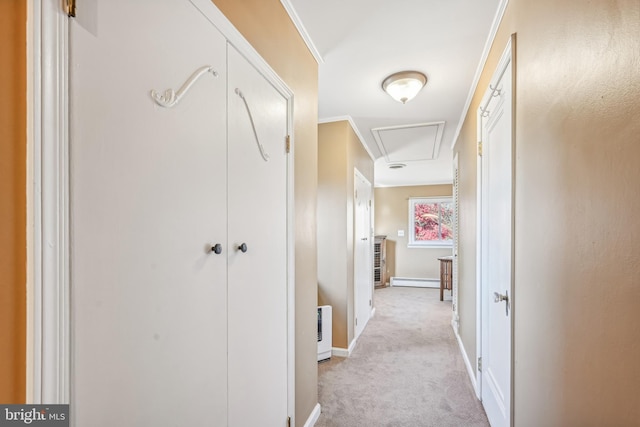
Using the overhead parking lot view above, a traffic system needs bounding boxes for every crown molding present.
[451,0,509,151]
[279,0,324,64]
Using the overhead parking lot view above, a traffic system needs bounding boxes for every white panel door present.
[70,1,228,425]
[226,45,289,427]
[480,49,513,427]
[354,170,372,338]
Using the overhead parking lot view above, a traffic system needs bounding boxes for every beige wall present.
[455,0,640,425]
[318,121,374,349]
[211,2,319,425]
[0,0,26,404]
[374,185,453,282]
[317,121,348,346]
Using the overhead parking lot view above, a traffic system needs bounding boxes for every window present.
[408,198,453,247]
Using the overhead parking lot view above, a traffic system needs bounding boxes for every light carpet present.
[316,286,489,427]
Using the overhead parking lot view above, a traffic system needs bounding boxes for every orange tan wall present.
[317,120,373,349]
[211,1,319,425]
[455,0,640,425]
[0,0,27,404]
[374,185,453,282]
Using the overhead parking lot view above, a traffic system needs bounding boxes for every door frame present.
[475,35,515,424]
[26,0,70,404]
[452,153,459,333]
[353,168,373,339]
[28,0,297,421]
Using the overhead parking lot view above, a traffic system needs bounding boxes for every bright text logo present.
[0,405,68,427]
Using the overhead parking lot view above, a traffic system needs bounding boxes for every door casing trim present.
[26,0,70,405]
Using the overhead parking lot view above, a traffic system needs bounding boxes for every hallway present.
[316,287,488,427]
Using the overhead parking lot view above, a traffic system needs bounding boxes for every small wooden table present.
[438,256,453,301]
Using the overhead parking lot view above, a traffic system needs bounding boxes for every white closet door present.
[227,46,289,427]
[70,1,228,425]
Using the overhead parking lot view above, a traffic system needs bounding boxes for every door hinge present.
[478,357,482,372]
[369,299,372,306]
[478,141,483,157]
[287,416,291,427]
[286,135,291,154]
[66,0,76,17]
[355,317,358,326]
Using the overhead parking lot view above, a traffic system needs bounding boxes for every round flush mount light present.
[388,163,407,169]
[382,71,427,104]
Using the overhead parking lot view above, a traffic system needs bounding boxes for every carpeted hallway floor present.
[316,286,489,427]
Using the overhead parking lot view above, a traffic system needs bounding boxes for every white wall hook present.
[235,88,270,162]
[151,65,218,108]
[489,84,502,97]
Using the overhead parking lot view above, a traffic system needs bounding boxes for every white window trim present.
[408,197,454,248]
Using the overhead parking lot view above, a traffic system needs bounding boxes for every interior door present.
[226,45,289,427]
[354,170,373,338]
[479,47,513,427]
[69,1,228,425]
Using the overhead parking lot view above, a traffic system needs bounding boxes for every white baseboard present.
[390,277,440,288]
[332,335,358,358]
[303,403,321,427]
[332,347,349,357]
[453,326,479,399]
[451,313,460,335]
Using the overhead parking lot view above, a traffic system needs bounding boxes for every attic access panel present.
[372,122,445,163]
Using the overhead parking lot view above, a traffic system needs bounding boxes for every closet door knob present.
[237,243,248,253]
[211,243,222,255]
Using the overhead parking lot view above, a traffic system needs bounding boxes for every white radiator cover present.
[317,306,332,362]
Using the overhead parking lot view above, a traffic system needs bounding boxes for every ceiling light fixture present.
[381,71,427,104]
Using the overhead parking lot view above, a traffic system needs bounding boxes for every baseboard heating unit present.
[390,277,440,288]
[317,305,332,362]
